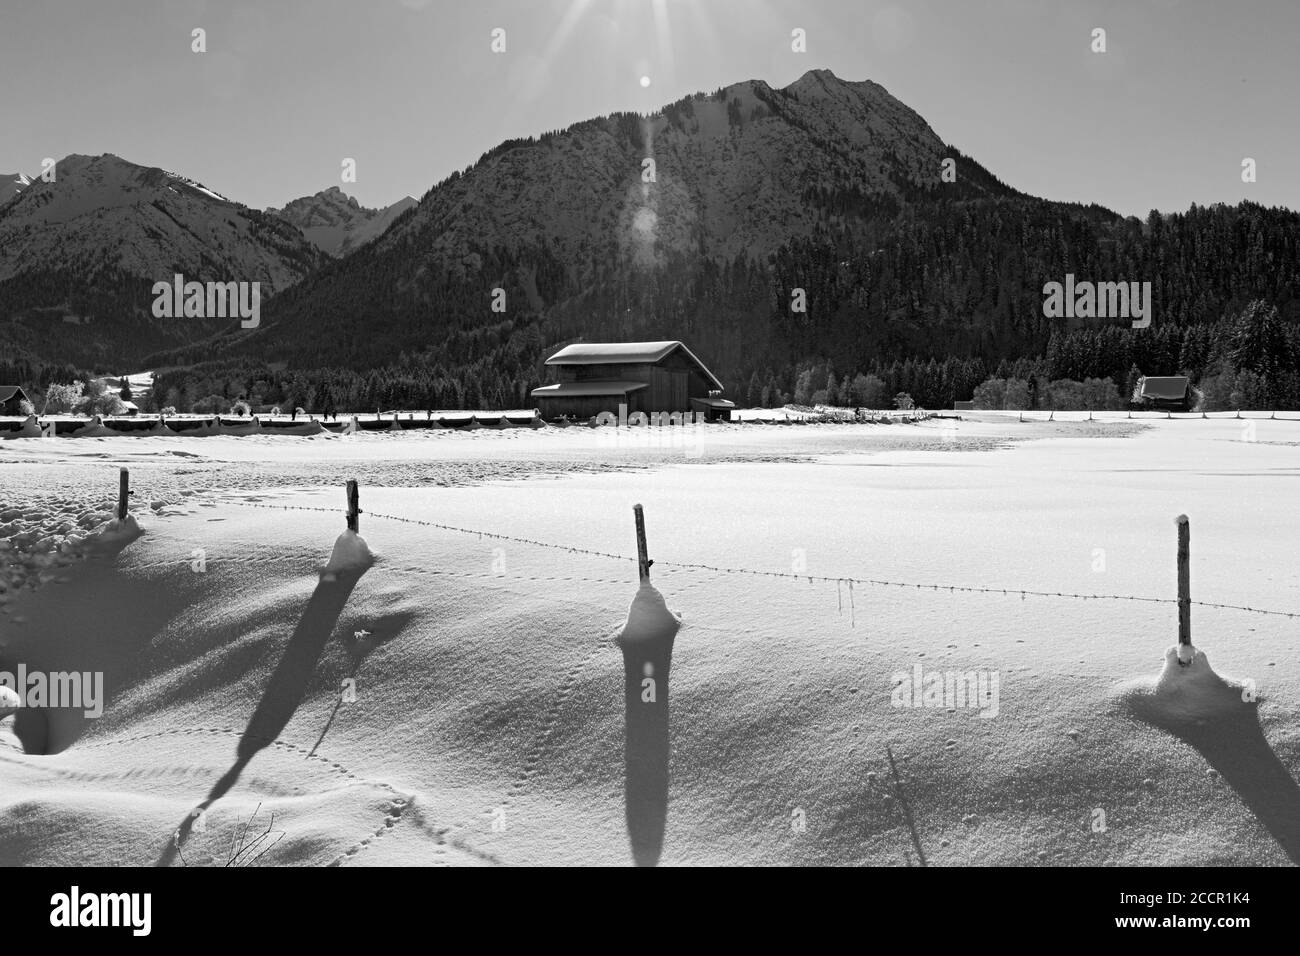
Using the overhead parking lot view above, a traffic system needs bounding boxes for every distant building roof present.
[1139,376,1189,400]
[0,386,28,402]
[545,341,724,390]
[531,381,650,398]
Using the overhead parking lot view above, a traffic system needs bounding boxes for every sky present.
[1,0,1297,216]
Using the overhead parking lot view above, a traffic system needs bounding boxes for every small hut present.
[0,386,31,416]
[1134,376,1191,412]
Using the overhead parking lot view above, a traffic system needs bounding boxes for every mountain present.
[1,172,30,203]
[268,187,417,257]
[0,153,329,367]
[354,68,1016,270]
[363,69,1013,271]
[198,70,1017,370]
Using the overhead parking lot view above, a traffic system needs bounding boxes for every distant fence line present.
[0,412,550,438]
[4,407,1300,439]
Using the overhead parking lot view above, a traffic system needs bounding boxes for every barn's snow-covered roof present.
[545,341,723,390]
[1139,376,1189,400]
[0,386,27,402]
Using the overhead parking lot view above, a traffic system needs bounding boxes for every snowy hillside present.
[0,154,326,289]
[0,154,330,366]
[269,187,417,257]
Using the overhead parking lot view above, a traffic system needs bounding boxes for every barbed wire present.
[220,499,1300,621]
[228,501,631,562]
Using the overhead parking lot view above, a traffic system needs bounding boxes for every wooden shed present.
[0,386,31,416]
[531,341,733,421]
[1134,376,1190,412]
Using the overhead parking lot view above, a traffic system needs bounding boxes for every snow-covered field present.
[1,413,1298,866]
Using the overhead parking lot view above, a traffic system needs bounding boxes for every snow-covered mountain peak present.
[268,188,418,257]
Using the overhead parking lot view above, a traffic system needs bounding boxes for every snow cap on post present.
[618,579,681,647]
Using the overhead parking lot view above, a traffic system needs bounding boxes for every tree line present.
[11,192,1300,412]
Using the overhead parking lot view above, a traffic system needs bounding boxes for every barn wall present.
[537,392,644,420]
[647,367,688,410]
[563,363,654,385]
[655,349,715,398]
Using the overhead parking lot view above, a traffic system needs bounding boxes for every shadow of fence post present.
[618,504,679,867]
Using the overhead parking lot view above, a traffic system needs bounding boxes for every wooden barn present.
[531,341,734,421]
[0,386,31,416]
[1134,375,1191,412]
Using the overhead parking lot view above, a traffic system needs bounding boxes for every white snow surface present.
[1,412,1299,866]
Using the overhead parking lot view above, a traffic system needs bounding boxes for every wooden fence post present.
[346,480,360,532]
[633,503,651,582]
[117,468,130,520]
[1177,515,1191,647]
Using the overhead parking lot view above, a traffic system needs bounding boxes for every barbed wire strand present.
[217,499,1300,621]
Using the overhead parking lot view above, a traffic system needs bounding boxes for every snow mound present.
[321,530,374,580]
[616,582,681,646]
[1115,644,1256,724]
[69,417,116,438]
[87,514,144,551]
[218,418,261,436]
[1,415,43,439]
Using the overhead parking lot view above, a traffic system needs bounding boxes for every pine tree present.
[794,368,815,405]
[1230,300,1290,378]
